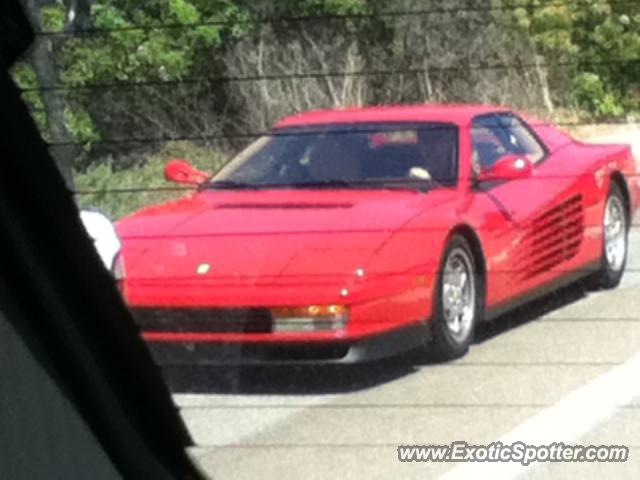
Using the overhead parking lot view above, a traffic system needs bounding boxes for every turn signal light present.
[271,305,348,333]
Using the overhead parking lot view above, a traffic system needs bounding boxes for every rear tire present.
[590,182,628,290]
[426,235,481,361]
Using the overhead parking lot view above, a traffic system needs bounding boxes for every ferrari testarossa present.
[111,104,640,364]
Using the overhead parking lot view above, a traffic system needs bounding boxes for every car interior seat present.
[308,140,362,181]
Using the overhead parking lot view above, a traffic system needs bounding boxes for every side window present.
[471,116,507,173]
[496,114,546,164]
[471,113,546,175]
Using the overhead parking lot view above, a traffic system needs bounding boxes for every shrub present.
[75,141,227,219]
[573,72,626,118]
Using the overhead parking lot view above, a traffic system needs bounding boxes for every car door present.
[472,113,587,292]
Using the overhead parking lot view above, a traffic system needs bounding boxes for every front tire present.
[591,182,628,289]
[427,235,481,361]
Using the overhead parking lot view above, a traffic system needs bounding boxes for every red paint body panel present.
[275,104,510,129]
[116,104,639,355]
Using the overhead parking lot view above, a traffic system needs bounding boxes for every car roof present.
[274,104,512,129]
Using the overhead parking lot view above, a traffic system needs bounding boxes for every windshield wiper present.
[203,178,432,192]
[286,180,355,189]
[285,179,432,191]
[351,177,433,192]
[205,180,356,190]
[203,180,263,190]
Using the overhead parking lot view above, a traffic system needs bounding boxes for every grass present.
[75,141,228,219]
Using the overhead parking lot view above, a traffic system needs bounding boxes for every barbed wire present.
[158,401,640,410]
[19,58,640,94]
[33,0,636,37]
[47,118,640,148]
[72,178,640,196]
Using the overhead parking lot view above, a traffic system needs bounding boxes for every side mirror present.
[477,154,533,183]
[164,159,211,185]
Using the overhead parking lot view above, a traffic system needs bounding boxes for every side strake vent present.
[216,203,353,209]
[517,194,584,280]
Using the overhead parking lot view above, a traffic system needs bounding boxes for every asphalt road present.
[168,130,640,480]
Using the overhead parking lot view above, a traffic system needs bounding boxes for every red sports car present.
[114,105,640,364]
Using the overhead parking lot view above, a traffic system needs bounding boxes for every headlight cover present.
[271,305,348,333]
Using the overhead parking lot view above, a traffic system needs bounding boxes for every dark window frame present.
[471,112,549,174]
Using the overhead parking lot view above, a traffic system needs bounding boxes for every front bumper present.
[143,320,431,365]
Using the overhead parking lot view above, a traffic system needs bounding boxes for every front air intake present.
[131,308,273,334]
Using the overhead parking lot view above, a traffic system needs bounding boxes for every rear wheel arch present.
[609,171,631,222]
[588,180,629,289]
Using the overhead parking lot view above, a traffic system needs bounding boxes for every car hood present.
[116,189,448,281]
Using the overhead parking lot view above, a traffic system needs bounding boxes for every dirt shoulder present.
[573,123,640,159]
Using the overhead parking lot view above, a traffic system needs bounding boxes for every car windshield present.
[209,123,458,189]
